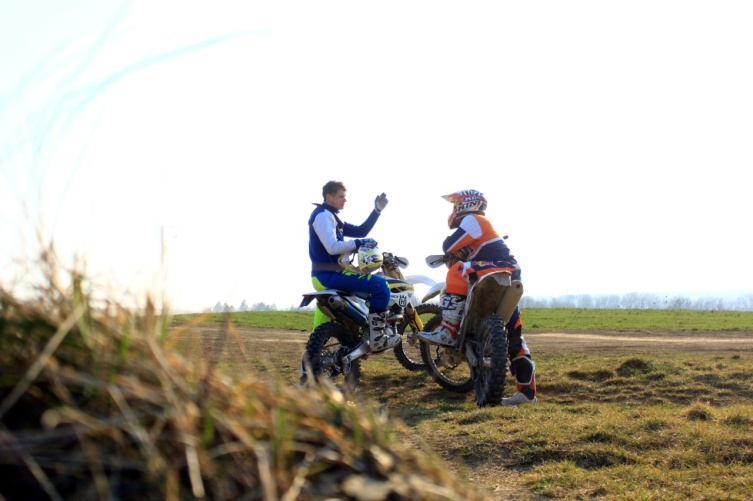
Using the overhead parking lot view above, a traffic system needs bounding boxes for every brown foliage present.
[0,249,490,500]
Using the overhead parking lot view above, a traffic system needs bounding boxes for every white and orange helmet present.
[443,190,487,229]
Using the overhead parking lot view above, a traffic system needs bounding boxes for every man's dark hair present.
[322,180,346,200]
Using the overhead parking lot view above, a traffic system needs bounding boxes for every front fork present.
[411,312,425,331]
[464,342,479,368]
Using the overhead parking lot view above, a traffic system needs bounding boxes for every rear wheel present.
[473,314,509,406]
[394,303,442,371]
[303,322,361,395]
[419,315,474,393]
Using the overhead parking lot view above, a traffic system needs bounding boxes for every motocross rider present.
[308,180,400,352]
[416,190,537,406]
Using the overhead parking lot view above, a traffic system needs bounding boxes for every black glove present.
[444,252,459,268]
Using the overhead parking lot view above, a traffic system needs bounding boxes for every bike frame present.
[419,270,524,363]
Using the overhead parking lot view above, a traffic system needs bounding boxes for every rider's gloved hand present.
[355,238,378,249]
[374,193,389,213]
[444,252,459,268]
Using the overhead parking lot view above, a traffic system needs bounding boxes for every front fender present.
[421,281,445,303]
[403,274,437,287]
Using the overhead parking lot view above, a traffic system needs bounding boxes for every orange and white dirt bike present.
[420,253,524,406]
[300,248,441,393]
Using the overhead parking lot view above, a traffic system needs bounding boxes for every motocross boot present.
[505,318,537,405]
[502,354,537,406]
[501,391,538,406]
[416,294,465,347]
[368,311,400,352]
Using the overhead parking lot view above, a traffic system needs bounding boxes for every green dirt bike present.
[419,253,524,406]
[300,249,440,393]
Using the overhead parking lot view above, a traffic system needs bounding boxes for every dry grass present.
[0,247,492,500]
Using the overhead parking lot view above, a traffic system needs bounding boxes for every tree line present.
[209,292,753,313]
[209,300,278,313]
[519,292,753,311]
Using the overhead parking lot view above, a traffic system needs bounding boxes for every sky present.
[1,1,752,313]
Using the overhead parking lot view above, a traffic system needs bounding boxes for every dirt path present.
[172,326,753,356]
[527,330,753,355]
[168,325,753,392]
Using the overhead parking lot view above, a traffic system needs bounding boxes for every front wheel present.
[303,322,362,395]
[393,303,442,371]
[419,315,474,393]
[473,314,509,406]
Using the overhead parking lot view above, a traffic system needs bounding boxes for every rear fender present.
[301,288,342,307]
[496,280,524,323]
[464,272,511,329]
[301,290,367,319]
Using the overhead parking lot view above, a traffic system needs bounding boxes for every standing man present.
[308,180,399,351]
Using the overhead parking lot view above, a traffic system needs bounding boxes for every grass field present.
[171,309,753,500]
[172,307,753,333]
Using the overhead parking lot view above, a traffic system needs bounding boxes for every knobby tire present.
[304,322,362,395]
[474,314,509,406]
[420,315,474,393]
[393,303,442,371]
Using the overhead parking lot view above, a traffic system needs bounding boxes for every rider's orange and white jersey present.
[442,213,516,265]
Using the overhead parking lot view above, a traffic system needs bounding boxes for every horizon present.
[184,287,753,314]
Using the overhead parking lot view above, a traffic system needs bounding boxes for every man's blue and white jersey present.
[308,203,380,274]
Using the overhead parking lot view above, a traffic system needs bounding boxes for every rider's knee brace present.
[510,355,535,385]
[507,324,525,358]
